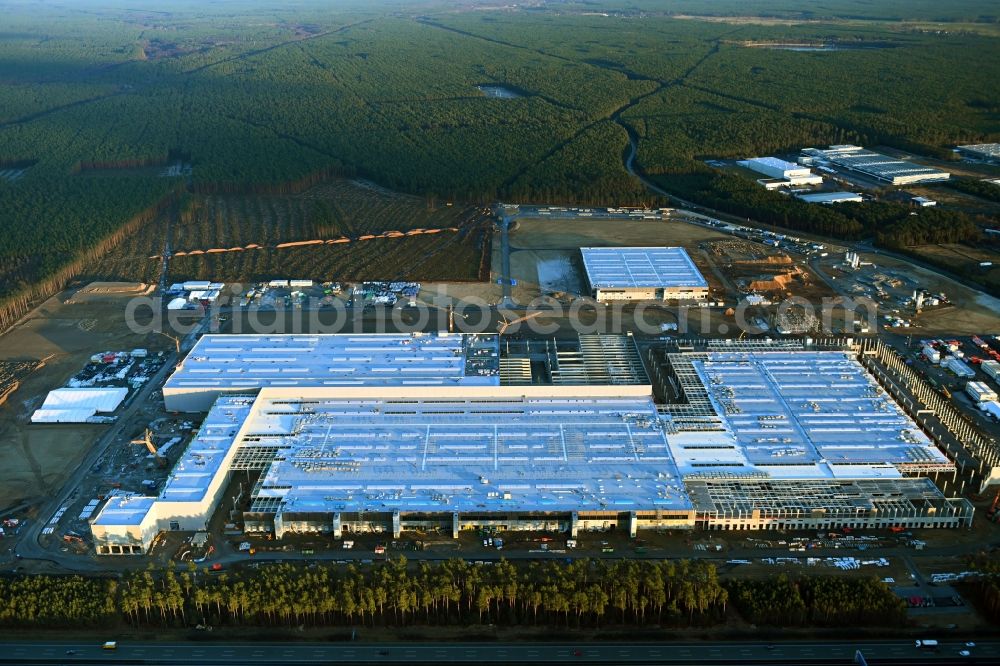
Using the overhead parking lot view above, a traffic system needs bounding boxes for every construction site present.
[703,239,829,301]
[2,203,1000,576]
[76,333,982,556]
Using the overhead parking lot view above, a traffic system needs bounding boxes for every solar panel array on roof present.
[163,333,501,411]
[802,145,949,184]
[662,350,951,478]
[245,391,690,514]
[580,247,708,289]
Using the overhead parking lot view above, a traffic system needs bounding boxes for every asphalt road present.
[2,639,997,665]
[498,211,513,307]
[622,133,996,302]
[11,319,211,570]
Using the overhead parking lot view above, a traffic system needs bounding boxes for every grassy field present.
[905,244,1000,295]
[85,179,492,284]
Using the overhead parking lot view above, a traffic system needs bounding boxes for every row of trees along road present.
[0,558,909,630]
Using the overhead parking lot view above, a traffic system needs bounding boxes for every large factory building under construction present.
[90,334,972,554]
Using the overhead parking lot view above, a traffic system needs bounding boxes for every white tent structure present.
[31,387,128,423]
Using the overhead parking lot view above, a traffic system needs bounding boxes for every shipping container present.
[966,381,998,403]
[945,357,975,378]
[983,360,1000,382]
[922,345,940,364]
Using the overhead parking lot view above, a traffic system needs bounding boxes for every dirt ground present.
[509,216,730,251]
[416,281,502,308]
[0,283,171,511]
[507,217,732,302]
[861,251,1000,334]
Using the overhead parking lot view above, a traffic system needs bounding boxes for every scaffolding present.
[550,334,649,385]
[687,477,973,529]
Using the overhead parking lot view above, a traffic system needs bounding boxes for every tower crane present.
[131,429,167,468]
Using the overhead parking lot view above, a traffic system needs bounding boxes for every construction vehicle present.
[131,429,167,468]
[157,331,181,354]
[987,490,1000,523]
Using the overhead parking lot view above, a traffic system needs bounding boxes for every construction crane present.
[157,331,181,354]
[987,490,1000,523]
[497,311,544,335]
[131,429,167,468]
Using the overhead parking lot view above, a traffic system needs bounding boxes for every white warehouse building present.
[91,336,973,554]
[580,247,709,302]
[740,156,824,189]
[742,156,814,180]
[163,332,500,412]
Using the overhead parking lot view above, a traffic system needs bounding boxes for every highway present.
[498,210,514,307]
[2,639,998,665]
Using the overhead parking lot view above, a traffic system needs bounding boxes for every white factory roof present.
[246,389,691,514]
[31,387,128,422]
[751,156,798,170]
[100,338,962,533]
[164,333,501,392]
[802,146,949,183]
[157,395,255,504]
[40,387,127,411]
[663,350,949,478]
[581,247,708,290]
[30,408,102,424]
[796,192,863,204]
[91,494,157,526]
[743,156,806,173]
[958,143,1000,158]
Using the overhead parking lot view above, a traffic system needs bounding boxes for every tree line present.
[728,574,907,627]
[0,559,907,631]
[945,178,1000,204]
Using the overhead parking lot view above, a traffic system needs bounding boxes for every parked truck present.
[983,359,1000,382]
[921,344,940,364]
[967,381,998,404]
[945,356,975,378]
